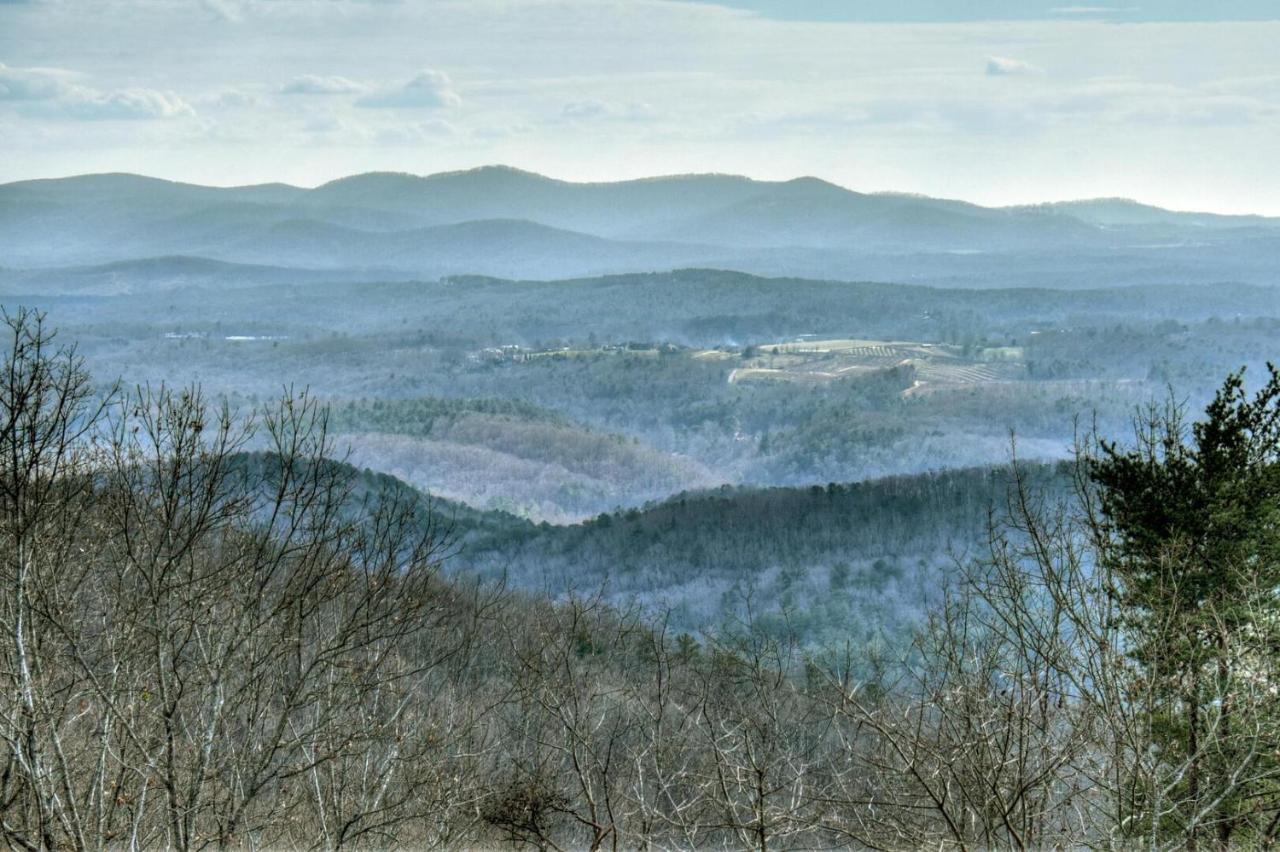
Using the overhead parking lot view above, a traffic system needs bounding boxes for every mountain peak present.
[778,175,861,198]
[314,171,424,190]
[459,164,549,179]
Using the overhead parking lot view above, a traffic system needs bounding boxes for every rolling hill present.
[0,256,387,295]
[1026,197,1280,230]
[329,397,719,522]
[218,217,719,277]
[6,166,1280,286]
[445,459,1073,643]
[324,448,1067,645]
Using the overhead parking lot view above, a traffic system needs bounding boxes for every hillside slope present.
[451,461,1071,643]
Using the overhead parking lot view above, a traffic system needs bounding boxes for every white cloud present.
[282,74,365,95]
[0,62,73,100]
[58,87,194,120]
[0,62,193,119]
[356,70,460,109]
[563,99,609,119]
[202,88,265,108]
[986,55,1041,76]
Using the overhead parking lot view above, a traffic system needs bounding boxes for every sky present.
[1,0,1279,214]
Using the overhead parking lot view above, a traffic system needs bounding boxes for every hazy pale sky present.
[2,0,1279,213]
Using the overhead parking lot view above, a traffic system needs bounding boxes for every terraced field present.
[916,360,1018,384]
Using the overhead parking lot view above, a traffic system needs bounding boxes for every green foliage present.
[457,462,1072,648]
[1091,365,1280,845]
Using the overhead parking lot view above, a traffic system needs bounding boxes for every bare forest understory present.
[5,302,1280,850]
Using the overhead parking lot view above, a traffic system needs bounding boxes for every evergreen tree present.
[1091,366,1280,847]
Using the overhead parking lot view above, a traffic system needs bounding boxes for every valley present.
[7,3,1280,845]
[2,171,1277,643]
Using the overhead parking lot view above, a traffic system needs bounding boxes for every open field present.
[730,337,1028,389]
[463,336,1030,395]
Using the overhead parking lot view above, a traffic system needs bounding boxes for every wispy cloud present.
[563,99,609,119]
[199,88,265,109]
[986,56,1041,76]
[375,119,461,145]
[0,62,73,100]
[561,99,657,121]
[60,88,194,120]
[282,75,366,96]
[0,62,193,119]
[356,70,460,109]
[199,0,242,23]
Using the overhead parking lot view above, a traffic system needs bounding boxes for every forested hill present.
[450,461,1073,644]
[328,454,1069,645]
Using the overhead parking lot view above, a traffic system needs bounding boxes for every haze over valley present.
[5,2,1280,848]
[3,166,1276,639]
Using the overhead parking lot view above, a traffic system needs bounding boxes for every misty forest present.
[5,2,1280,849]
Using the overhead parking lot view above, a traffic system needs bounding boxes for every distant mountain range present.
[3,166,1280,287]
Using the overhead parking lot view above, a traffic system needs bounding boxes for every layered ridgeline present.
[343,453,1069,647]
[4,167,1280,286]
[8,267,1277,523]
